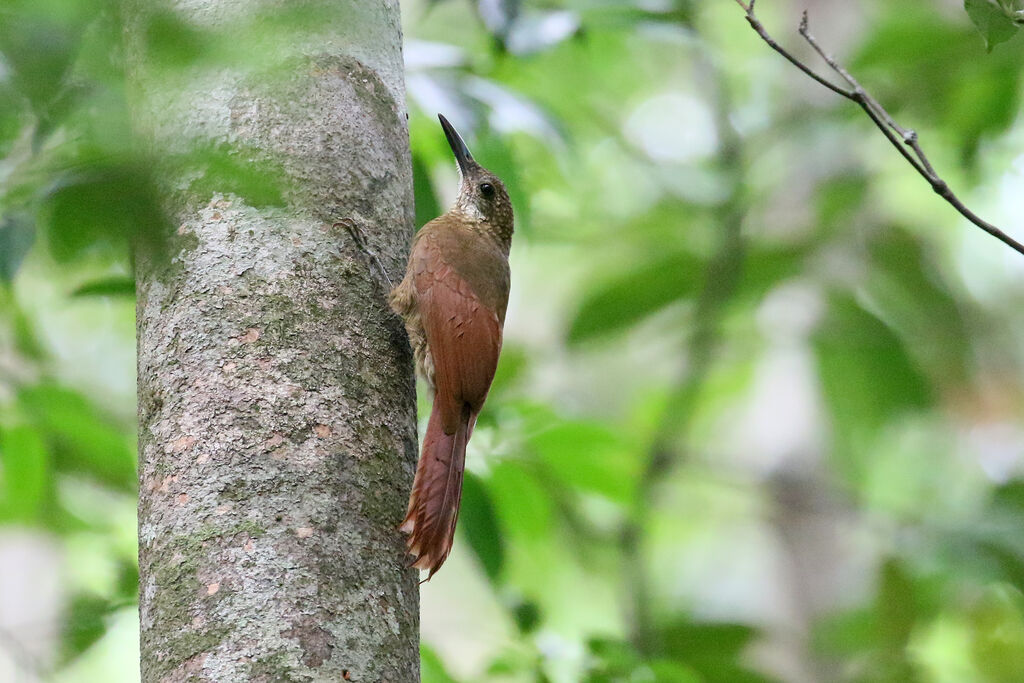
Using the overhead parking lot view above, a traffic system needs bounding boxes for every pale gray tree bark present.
[127,1,419,680]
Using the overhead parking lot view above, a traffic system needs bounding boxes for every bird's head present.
[438,113,514,247]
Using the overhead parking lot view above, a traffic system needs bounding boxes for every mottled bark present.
[128,1,419,681]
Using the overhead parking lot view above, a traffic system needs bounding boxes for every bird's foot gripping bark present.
[334,217,394,290]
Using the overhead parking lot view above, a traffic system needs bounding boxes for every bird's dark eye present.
[479,182,495,197]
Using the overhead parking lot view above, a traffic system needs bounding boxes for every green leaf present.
[487,460,554,542]
[459,471,505,583]
[509,597,541,634]
[0,424,50,522]
[178,144,289,208]
[115,559,140,603]
[0,83,27,158]
[0,289,46,360]
[811,607,877,657]
[815,173,869,233]
[647,660,702,683]
[18,384,135,491]
[143,8,210,68]
[529,420,635,503]
[814,295,932,478]
[864,229,971,387]
[731,244,808,308]
[61,593,112,663]
[568,251,702,345]
[485,649,533,676]
[875,559,917,651]
[421,644,460,683]
[41,167,165,263]
[965,0,1021,51]
[585,637,642,680]
[811,559,934,680]
[0,13,81,111]
[954,479,1024,589]
[33,81,94,152]
[992,479,1024,510]
[584,637,706,683]
[660,620,772,682]
[968,584,1024,682]
[661,620,756,660]
[71,276,136,298]
[0,213,35,283]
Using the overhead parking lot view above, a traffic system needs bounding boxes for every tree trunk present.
[128,1,419,680]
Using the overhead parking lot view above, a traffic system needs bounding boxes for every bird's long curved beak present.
[438,113,475,176]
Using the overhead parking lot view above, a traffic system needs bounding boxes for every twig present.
[733,0,1024,256]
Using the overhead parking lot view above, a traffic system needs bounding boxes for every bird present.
[389,114,513,579]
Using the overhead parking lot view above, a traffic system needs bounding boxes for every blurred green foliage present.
[853,2,1023,161]
[3,0,1024,681]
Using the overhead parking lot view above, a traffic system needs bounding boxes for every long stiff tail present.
[400,401,472,579]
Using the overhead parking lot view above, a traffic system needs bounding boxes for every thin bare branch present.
[796,12,931,177]
[734,0,852,98]
[736,2,1024,256]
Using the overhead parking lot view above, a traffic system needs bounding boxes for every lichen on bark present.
[129,1,419,680]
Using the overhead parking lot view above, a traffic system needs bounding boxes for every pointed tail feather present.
[400,402,472,578]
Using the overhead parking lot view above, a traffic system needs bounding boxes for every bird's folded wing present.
[413,241,502,435]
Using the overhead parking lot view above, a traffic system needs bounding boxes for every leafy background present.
[2,0,1024,680]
